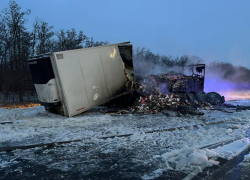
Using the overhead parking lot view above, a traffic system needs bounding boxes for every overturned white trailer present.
[28,42,133,117]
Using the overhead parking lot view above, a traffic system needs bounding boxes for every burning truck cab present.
[28,42,134,117]
[137,64,206,96]
[174,64,205,93]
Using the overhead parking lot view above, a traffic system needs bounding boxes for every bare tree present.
[85,37,108,48]
[56,29,86,51]
[0,0,32,102]
[36,20,54,55]
[1,0,31,70]
[31,18,39,57]
[0,0,109,104]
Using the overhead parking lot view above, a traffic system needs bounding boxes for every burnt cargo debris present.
[111,64,226,115]
[136,64,205,95]
[129,64,207,115]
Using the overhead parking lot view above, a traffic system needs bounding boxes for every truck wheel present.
[45,107,59,114]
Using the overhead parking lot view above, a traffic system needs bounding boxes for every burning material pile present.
[108,64,227,116]
[129,72,210,115]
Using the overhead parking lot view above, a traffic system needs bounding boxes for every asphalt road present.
[0,146,188,180]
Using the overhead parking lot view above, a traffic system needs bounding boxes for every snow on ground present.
[0,103,250,179]
[244,153,250,162]
[0,155,19,169]
[226,99,250,106]
[0,106,249,146]
[160,147,220,173]
[213,138,250,160]
[213,139,250,180]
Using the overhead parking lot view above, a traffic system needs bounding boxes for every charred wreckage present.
[109,63,226,116]
[29,42,227,117]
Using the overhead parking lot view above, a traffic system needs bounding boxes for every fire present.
[0,103,40,109]
[219,90,250,101]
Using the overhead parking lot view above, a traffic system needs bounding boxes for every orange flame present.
[0,103,40,109]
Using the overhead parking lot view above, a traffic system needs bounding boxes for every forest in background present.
[1,0,250,104]
[0,1,108,104]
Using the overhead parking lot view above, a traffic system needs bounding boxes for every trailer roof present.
[28,41,131,60]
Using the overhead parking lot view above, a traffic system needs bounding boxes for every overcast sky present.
[1,0,250,68]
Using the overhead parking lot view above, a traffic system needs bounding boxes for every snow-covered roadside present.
[0,106,250,145]
[0,105,250,179]
[198,139,250,180]
[162,138,250,180]
[225,99,250,106]
[213,138,250,160]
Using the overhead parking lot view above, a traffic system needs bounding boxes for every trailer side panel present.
[53,51,90,116]
[99,46,126,98]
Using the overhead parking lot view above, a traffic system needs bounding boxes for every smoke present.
[204,78,250,92]
[204,61,250,100]
[133,59,184,77]
[132,47,250,100]
[133,48,203,80]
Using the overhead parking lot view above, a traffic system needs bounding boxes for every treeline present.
[206,61,250,85]
[1,1,250,104]
[0,0,108,104]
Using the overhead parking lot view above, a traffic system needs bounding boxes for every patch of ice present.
[141,169,164,180]
[0,156,19,169]
[161,147,219,172]
[226,99,250,106]
[213,138,250,159]
[227,128,233,135]
[102,149,114,154]
[21,109,39,117]
[243,153,250,162]
[153,155,161,159]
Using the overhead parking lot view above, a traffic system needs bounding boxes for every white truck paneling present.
[29,42,133,117]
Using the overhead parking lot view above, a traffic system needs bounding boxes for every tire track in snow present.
[0,120,229,152]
